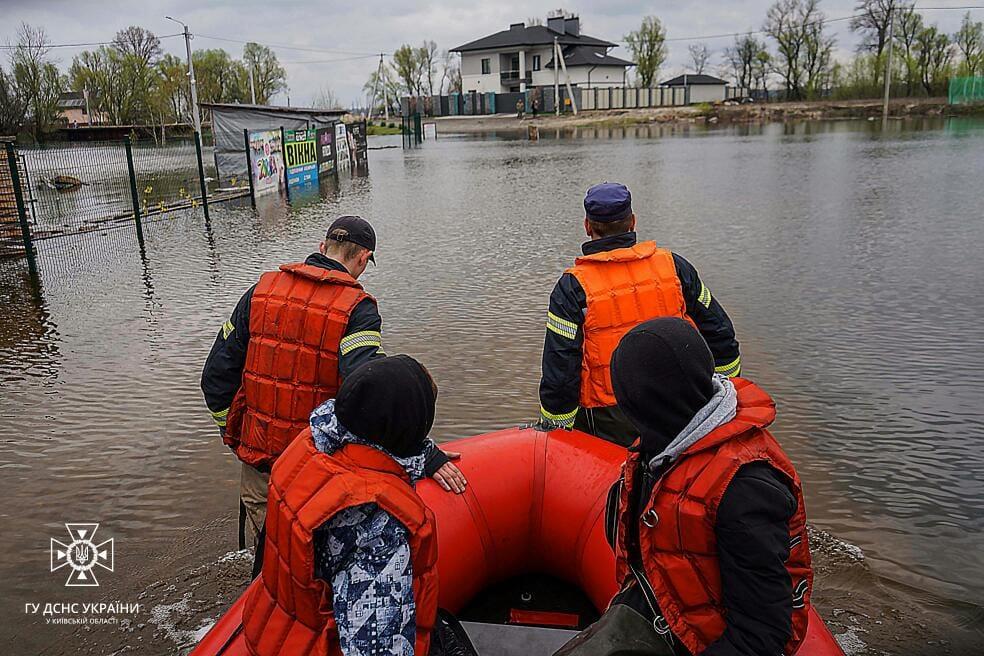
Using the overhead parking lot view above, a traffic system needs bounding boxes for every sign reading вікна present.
[283,128,318,187]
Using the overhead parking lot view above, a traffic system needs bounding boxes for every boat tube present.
[191,427,845,656]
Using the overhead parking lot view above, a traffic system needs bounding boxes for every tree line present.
[362,42,461,114]
[625,0,983,100]
[1,22,288,140]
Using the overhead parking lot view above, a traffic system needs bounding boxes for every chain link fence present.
[1,135,248,283]
[949,77,984,105]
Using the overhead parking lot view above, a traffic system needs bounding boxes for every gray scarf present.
[647,375,738,471]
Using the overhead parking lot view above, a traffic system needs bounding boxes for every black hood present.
[610,317,715,455]
[335,355,437,457]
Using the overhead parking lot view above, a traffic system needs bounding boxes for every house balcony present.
[500,71,533,86]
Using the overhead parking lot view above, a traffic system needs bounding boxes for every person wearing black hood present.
[242,355,474,656]
[200,216,465,550]
[554,318,814,656]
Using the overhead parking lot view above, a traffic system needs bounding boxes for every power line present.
[194,33,380,57]
[281,54,381,65]
[0,33,183,50]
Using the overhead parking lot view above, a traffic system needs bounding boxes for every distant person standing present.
[201,216,463,549]
[537,183,741,445]
[531,98,539,118]
[516,99,525,119]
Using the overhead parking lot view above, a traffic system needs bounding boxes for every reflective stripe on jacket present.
[243,431,439,656]
[567,241,695,408]
[223,262,371,468]
[613,378,813,656]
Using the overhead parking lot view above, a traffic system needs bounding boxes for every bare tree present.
[915,24,953,95]
[313,86,339,109]
[10,23,63,140]
[112,26,162,66]
[418,40,438,96]
[0,65,27,134]
[625,16,667,87]
[688,43,710,74]
[526,17,544,27]
[763,0,830,100]
[850,0,901,63]
[803,16,836,97]
[724,34,760,88]
[896,4,923,95]
[954,11,984,77]
[438,50,461,95]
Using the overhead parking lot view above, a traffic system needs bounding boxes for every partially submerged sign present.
[283,128,318,187]
[316,126,337,175]
[248,130,285,196]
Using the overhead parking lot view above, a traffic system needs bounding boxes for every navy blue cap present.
[584,182,632,223]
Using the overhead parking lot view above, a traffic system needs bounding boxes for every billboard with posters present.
[248,129,285,196]
[283,128,319,187]
[349,120,369,167]
[334,122,350,172]
[315,125,337,175]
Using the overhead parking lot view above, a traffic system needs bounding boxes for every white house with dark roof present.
[452,15,633,94]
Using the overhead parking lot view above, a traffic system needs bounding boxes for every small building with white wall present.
[660,74,730,104]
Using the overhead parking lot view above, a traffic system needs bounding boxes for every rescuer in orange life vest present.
[200,216,466,549]
[555,318,812,656]
[243,355,475,656]
[538,182,741,445]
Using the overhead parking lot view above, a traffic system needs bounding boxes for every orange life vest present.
[242,430,439,656]
[224,263,371,469]
[566,241,695,408]
[613,378,812,656]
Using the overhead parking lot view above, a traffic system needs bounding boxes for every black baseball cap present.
[325,215,376,263]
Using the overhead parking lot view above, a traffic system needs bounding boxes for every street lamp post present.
[165,16,202,136]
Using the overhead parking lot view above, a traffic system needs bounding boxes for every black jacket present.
[200,253,383,428]
[539,232,741,423]
[612,461,798,656]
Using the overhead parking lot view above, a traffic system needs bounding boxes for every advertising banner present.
[283,128,319,187]
[315,125,337,175]
[248,129,285,196]
[349,120,369,167]
[334,123,350,172]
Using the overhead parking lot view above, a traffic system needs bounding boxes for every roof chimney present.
[547,15,565,34]
[509,22,524,31]
[564,17,580,37]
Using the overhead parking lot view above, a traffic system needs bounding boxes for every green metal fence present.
[948,77,984,105]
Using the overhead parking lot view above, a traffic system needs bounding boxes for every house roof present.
[58,91,85,109]
[545,46,633,69]
[660,74,729,86]
[453,24,614,52]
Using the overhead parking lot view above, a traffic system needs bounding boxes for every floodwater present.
[2,118,983,653]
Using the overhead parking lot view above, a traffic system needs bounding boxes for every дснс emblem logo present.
[50,523,114,587]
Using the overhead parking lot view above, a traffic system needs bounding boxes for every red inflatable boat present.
[192,427,844,656]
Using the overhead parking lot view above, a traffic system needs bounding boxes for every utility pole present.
[369,54,384,122]
[83,86,92,126]
[249,66,257,105]
[882,6,895,125]
[554,36,560,115]
[166,16,202,136]
[556,42,578,114]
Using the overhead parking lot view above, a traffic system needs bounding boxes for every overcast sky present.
[1,1,979,106]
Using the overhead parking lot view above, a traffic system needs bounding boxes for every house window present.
[481,58,491,75]
[532,55,541,71]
